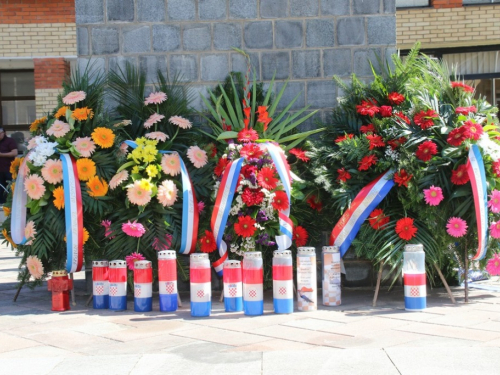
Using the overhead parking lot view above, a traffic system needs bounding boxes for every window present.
[0,70,36,131]
[463,0,500,4]
[396,0,429,7]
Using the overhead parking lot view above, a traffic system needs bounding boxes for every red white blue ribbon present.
[11,157,29,245]
[467,144,488,260]
[60,154,84,273]
[330,169,395,257]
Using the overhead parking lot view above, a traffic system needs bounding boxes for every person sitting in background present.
[0,128,18,205]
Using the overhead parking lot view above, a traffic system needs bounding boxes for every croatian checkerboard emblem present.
[229,287,237,297]
[279,287,286,295]
[410,287,420,297]
[197,290,204,298]
[249,290,256,298]
[135,286,141,297]
[110,286,117,296]
[166,282,174,294]
[95,285,104,295]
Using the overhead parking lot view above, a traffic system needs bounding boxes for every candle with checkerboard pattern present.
[158,250,178,312]
[134,260,153,312]
[403,244,426,311]
[242,252,264,316]
[322,246,341,306]
[92,260,109,309]
[190,253,211,317]
[273,250,293,314]
[109,260,127,311]
[223,260,243,312]
[297,247,317,311]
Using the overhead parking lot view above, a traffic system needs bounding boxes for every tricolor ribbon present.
[466,144,488,260]
[330,169,395,257]
[11,157,29,245]
[124,141,198,255]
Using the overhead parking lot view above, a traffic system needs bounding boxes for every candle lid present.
[243,251,262,259]
[158,250,176,260]
[190,253,209,261]
[298,247,316,255]
[134,260,152,269]
[109,260,126,268]
[404,244,424,252]
[92,260,109,267]
[223,260,241,269]
[52,270,67,277]
[322,246,339,253]
[273,250,292,258]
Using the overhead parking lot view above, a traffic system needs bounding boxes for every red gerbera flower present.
[307,195,323,211]
[293,225,308,247]
[366,134,385,150]
[356,99,380,116]
[237,128,259,143]
[337,168,351,182]
[388,92,405,105]
[240,143,264,159]
[272,190,289,211]
[413,109,439,130]
[462,120,483,141]
[241,164,257,179]
[289,148,310,162]
[368,208,390,230]
[447,127,466,147]
[451,82,474,93]
[387,136,407,150]
[335,133,354,143]
[234,215,256,237]
[395,112,411,124]
[257,167,278,190]
[395,217,418,241]
[360,124,376,134]
[358,154,377,171]
[199,230,217,253]
[379,105,393,117]
[394,169,413,187]
[451,164,470,185]
[455,106,477,115]
[493,160,500,178]
[214,157,229,177]
[241,188,264,206]
[416,140,438,162]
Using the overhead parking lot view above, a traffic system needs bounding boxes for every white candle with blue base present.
[273,250,293,314]
[92,260,109,309]
[223,260,243,312]
[109,260,127,311]
[158,250,178,312]
[190,253,211,317]
[134,260,153,312]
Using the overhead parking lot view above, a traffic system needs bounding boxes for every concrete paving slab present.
[0,345,83,359]
[49,354,141,375]
[171,325,274,347]
[280,317,345,333]
[425,309,497,328]
[394,321,500,341]
[100,320,199,342]
[226,338,317,352]
[329,329,426,349]
[0,357,63,375]
[389,335,482,348]
[319,316,410,336]
[0,332,41,353]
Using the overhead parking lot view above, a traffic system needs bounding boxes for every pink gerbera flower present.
[144,91,167,105]
[72,137,96,158]
[446,217,468,238]
[157,179,178,207]
[169,116,192,129]
[489,221,500,239]
[145,131,169,142]
[488,190,500,213]
[126,180,152,206]
[187,146,208,168]
[109,170,129,190]
[63,91,86,105]
[26,255,44,279]
[161,153,181,176]
[486,253,500,276]
[119,142,129,156]
[144,113,165,129]
[423,186,444,206]
[197,201,205,214]
[46,120,70,138]
[41,159,63,184]
[24,174,46,200]
[125,251,146,270]
[24,220,37,246]
[122,220,146,238]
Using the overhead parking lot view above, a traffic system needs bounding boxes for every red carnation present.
[237,128,259,143]
[337,168,351,182]
[199,230,217,253]
[394,169,413,187]
[293,225,308,247]
[240,143,264,159]
[360,124,376,134]
[451,164,470,185]
[379,105,393,117]
[416,140,438,162]
[462,120,483,141]
[234,215,256,237]
[414,109,439,130]
[451,82,474,93]
[395,217,418,241]
[388,92,405,105]
[289,148,310,162]
[368,208,390,230]
[241,188,264,206]
[395,112,411,124]
[366,134,385,150]
[356,99,380,117]
[447,127,466,147]
[214,157,229,177]
[358,154,377,171]
[455,106,477,115]
[493,160,500,178]
[257,167,278,190]
[272,190,289,211]
[335,133,354,143]
[307,195,323,211]
[387,136,407,150]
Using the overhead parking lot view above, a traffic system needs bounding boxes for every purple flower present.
[256,210,268,222]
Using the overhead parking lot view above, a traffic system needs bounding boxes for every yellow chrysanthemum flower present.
[131,165,140,174]
[29,116,47,133]
[145,164,159,178]
[86,176,109,197]
[72,107,94,121]
[76,158,96,182]
[54,106,70,119]
[91,127,115,149]
[139,178,153,192]
[53,186,65,210]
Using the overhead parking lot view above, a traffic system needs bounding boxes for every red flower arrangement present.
[360,124,376,134]
[388,92,405,105]
[455,106,477,115]
[272,190,289,211]
[462,120,483,141]
[395,217,417,241]
[451,164,470,185]
[293,225,308,247]
[356,99,380,116]
[368,208,390,230]
[447,127,466,147]
[234,215,257,237]
[240,143,264,159]
[335,134,354,143]
[413,109,439,130]
[307,195,323,211]
[199,230,217,253]
[387,136,407,150]
[395,112,411,124]
[358,154,377,171]
[367,134,385,150]
[237,128,259,143]
[241,188,264,206]
[416,140,438,162]
[289,148,310,162]
[337,168,351,182]
[379,105,393,118]
[214,156,229,177]
[394,169,413,187]
[257,167,278,190]
[451,82,474,93]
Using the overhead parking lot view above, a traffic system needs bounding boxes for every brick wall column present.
[431,0,463,8]
[34,58,70,117]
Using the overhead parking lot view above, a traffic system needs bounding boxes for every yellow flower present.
[3,206,11,217]
[54,106,70,119]
[83,227,89,244]
[139,179,153,192]
[86,176,109,197]
[145,164,159,178]
[91,127,115,149]
[10,157,23,179]
[131,165,140,174]
[72,107,94,121]
[2,229,17,248]
[53,186,64,210]
[76,158,96,182]
[29,116,47,133]
[142,145,157,163]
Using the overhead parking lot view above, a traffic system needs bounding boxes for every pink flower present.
[489,221,500,239]
[144,91,167,105]
[125,252,146,270]
[63,91,86,105]
[488,190,500,213]
[423,186,444,206]
[119,142,129,156]
[144,113,165,129]
[169,116,192,129]
[72,137,96,158]
[486,253,500,276]
[24,220,37,246]
[446,217,468,238]
[161,153,181,176]
[24,174,46,200]
[46,120,70,138]
[109,170,129,190]
[126,180,152,206]
[187,146,207,168]
[145,131,169,142]
[152,234,173,251]
[41,159,63,185]
[157,179,178,207]
[197,201,205,214]
[122,220,146,238]
[27,136,43,150]
[26,255,43,279]
[101,219,114,239]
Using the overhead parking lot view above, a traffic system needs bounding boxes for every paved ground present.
[1,245,500,375]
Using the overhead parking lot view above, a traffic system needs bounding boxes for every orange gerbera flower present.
[91,127,115,149]
[29,116,47,133]
[54,106,70,119]
[3,206,11,217]
[10,157,23,179]
[72,107,94,121]
[87,176,109,197]
[53,186,64,210]
[83,227,89,244]
[76,158,96,181]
